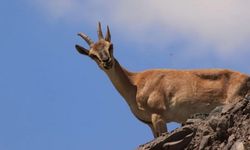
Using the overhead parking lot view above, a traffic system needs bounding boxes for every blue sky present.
[1,0,250,150]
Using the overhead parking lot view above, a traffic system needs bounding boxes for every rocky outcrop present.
[137,96,250,150]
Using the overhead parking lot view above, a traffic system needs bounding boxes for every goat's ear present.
[75,44,89,56]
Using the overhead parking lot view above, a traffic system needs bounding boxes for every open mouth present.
[103,60,113,69]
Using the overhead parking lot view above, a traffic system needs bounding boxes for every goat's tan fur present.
[75,22,250,138]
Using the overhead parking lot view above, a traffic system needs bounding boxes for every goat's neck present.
[104,59,137,107]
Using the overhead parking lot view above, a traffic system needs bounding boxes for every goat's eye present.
[109,44,113,50]
[109,44,113,53]
[90,54,98,59]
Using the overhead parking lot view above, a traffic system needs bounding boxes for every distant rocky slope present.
[137,96,250,150]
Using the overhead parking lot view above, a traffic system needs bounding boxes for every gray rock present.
[136,98,250,150]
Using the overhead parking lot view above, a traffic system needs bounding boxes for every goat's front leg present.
[148,123,157,138]
[151,114,167,138]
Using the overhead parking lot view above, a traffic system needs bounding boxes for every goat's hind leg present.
[226,76,250,103]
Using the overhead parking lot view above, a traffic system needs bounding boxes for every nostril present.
[103,58,110,62]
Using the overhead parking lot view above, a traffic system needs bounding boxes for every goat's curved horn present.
[97,22,104,39]
[77,33,94,46]
[105,25,111,42]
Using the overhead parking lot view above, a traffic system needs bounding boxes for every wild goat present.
[75,22,250,137]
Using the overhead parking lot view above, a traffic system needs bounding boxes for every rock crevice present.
[137,97,250,150]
